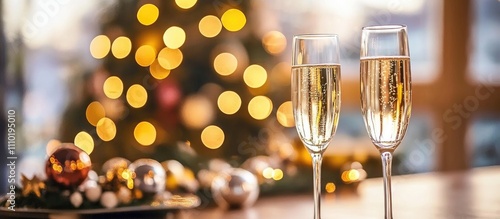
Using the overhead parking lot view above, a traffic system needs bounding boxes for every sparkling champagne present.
[360,56,412,150]
[292,64,341,153]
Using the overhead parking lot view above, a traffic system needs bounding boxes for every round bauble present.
[211,168,259,209]
[45,143,91,188]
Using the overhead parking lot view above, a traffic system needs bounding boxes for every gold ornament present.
[21,174,46,197]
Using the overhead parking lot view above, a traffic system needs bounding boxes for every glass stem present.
[312,153,323,219]
[380,151,393,219]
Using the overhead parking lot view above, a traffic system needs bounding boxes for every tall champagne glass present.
[360,25,412,218]
[292,34,341,219]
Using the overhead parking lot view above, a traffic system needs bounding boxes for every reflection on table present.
[179,166,500,219]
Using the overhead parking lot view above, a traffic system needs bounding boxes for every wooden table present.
[179,166,500,219]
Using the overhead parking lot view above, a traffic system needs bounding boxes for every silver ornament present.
[211,168,259,209]
[129,159,166,195]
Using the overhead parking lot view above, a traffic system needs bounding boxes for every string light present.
[213,53,237,76]
[135,45,156,67]
[74,131,94,155]
[86,101,105,126]
[134,121,157,146]
[137,4,159,26]
[199,15,222,38]
[217,91,241,115]
[243,64,267,88]
[163,26,186,49]
[248,96,273,120]
[262,31,287,55]
[111,36,132,59]
[276,101,294,127]
[201,125,224,149]
[90,35,111,59]
[103,76,124,99]
[96,117,117,142]
[149,59,171,79]
[221,9,246,32]
[126,84,148,108]
[158,47,183,70]
[175,0,197,9]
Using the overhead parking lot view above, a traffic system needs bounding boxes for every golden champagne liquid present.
[360,57,412,150]
[292,65,341,153]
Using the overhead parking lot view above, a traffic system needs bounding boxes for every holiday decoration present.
[128,159,166,196]
[102,157,134,190]
[211,168,259,209]
[162,160,199,193]
[100,191,119,209]
[20,174,46,197]
[70,192,83,208]
[45,143,91,188]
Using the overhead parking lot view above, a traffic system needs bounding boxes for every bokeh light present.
[248,96,273,120]
[126,84,148,108]
[262,167,273,179]
[199,15,222,38]
[181,95,214,129]
[276,101,294,127]
[134,121,157,146]
[135,45,156,67]
[213,53,237,76]
[175,0,197,9]
[163,26,186,49]
[201,125,224,149]
[149,59,171,80]
[262,31,287,55]
[86,101,105,126]
[325,182,336,193]
[103,76,124,99]
[243,64,267,88]
[111,36,132,59]
[96,117,117,142]
[74,131,94,155]
[46,139,61,156]
[272,169,284,181]
[217,91,241,115]
[90,35,111,59]
[158,47,183,70]
[221,9,246,32]
[137,4,159,26]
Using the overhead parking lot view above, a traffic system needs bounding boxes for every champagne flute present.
[360,25,412,218]
[291,34,341,219]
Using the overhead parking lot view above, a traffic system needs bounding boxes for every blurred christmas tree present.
[59,0,296,178]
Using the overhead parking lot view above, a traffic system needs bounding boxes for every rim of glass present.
[293,34,339,39]
[362,24,407,30]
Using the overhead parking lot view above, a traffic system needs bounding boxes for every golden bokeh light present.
[163,26,186,49]
[221,9,246,32]
[134,121,157,146]
[199,15,222,38]
[158,47,183,70]
[175,0,197,9]
[96,117,117,142]
[243,64,267,88]
[111,36,132,59]
[90,35,111,59]
[325,182,336,193]
[181,95,214,129]
[137,4,159,26]
[217,91,241,115]
[276,101,295,127]
[74,131,94,155]
[126,84,148,108]
[272,169,284,181]
[46,139,61,156]
[201,125,224,149]
[135,45,156,67]
[86,101,106,126]
[213,53,238,76]
[262,31,287,55]
[149,59,171,79]
[262,167,273,179]
[248,96,273,120]
[103,76,124,99]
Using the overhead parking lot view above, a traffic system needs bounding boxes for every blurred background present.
[0,0,499,197]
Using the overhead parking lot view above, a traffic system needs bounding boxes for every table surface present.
[179,166,500,219]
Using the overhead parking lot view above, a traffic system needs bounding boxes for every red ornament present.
[45,143,92,188]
